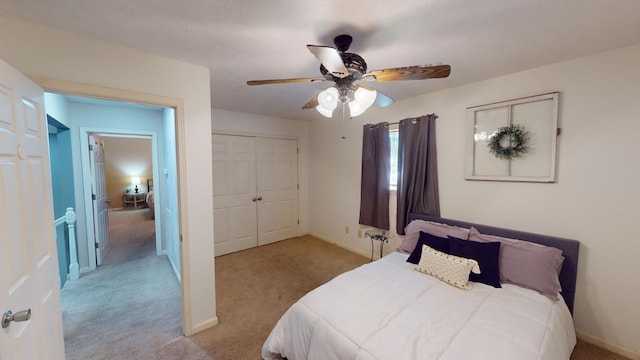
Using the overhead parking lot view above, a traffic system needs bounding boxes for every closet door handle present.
[257,196,263,201]
[252,197,257,202]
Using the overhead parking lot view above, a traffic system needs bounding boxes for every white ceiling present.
[2,1,640,121]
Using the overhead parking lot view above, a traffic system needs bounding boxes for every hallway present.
[60,209,183,359]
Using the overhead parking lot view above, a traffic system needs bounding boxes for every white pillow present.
[415,245,480,290]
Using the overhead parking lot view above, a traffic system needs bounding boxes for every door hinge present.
[298,219,300,225]
[92,194,97,200]
[89,144,93,151]
[297,184,299,190]
[95,242,99,249]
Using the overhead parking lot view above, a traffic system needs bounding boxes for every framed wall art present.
[465,92,559,182]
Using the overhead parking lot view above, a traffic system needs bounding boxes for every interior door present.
[0,59,66,359]
[256,138,299,245]
[89,134,110,265]
[212,134,258,256]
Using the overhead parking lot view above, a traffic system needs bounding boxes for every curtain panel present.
[358,122,390,230]
[396,114,440,235]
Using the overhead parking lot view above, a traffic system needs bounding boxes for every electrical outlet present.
[357,229,363,238]
[345,226,349,234]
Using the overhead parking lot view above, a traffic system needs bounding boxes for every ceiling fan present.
[247,34,451,118]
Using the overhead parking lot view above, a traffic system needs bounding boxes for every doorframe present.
[80,129,162,268]
[30,76,194,335]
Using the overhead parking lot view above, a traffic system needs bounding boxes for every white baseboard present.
[188,316,219,336]
[576,331,639,360]
[309,232,370,259]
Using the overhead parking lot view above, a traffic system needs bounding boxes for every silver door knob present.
[2,309,31,328]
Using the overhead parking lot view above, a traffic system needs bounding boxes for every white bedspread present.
[262,252,576,360]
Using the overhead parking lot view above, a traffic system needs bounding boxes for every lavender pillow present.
[469,227,564,300]
[406,231,450,264]
[397,220,469,254]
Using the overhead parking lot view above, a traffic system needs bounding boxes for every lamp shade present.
[348,87,377,117]
[316,87,339,117]
[131,176,141,186]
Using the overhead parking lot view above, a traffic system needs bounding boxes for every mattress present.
[262,252,576,360]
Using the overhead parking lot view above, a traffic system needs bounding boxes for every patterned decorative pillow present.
[415,245,480,290]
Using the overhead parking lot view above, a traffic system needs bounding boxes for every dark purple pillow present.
[407,231,450,264]
[448,236,502,288]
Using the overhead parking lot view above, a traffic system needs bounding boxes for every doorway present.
[43,93,184,355]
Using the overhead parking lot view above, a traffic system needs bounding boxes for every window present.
[389,129,398,190]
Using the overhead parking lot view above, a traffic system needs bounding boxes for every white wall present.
[309,43,640,354]
[211,108,310,235]
[0,16,216,335]
[44,92,70,127]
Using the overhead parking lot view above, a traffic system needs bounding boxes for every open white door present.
[0,59,65,359]
[88,134,110,265]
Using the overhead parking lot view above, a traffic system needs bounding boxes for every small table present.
[123,192,146,209]
[364,231,388,261]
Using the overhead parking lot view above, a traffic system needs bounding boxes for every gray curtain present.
[359,122,390,230]
[396,114,440,235]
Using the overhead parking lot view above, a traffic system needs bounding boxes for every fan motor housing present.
[320,52,367,80]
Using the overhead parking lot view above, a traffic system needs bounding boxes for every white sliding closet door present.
[212,134,299,256]
[212,135,258,256]
[256,137,299,245]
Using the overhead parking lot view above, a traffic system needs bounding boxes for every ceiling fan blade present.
[302,95,318,109]
[358,84,395,108]
[366,65,451,82]
[375,91,395,108]
[307,45,349,78]
[247,77,325,86]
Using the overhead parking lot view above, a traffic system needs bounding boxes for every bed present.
[145,190,155,220]
[262,214,580,360]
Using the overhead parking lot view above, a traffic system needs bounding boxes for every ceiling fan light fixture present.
[315,104,334,118]
[316,87,339,117]
[348,87,377,117]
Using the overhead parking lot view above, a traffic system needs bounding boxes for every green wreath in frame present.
[487,124,530,160]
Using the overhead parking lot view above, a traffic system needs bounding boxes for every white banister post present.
[65,207,80,281]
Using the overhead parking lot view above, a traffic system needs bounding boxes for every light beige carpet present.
[61,209,628,359]
[61,208,194,360]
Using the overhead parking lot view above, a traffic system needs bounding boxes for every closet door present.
[212,135,257,256]
[256,138,299,245]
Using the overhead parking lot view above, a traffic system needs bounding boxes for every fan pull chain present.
[341,102,347,140]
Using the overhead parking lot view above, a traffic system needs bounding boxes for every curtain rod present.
[387,113,438,126]
[367,114,437,129]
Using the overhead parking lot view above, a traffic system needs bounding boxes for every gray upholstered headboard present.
[408,214,580,314]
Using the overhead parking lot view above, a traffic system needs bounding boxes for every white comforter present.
[262,252,576,360]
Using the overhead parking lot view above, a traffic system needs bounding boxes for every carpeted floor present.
[61,209,629,359]
[61,208,188,360]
